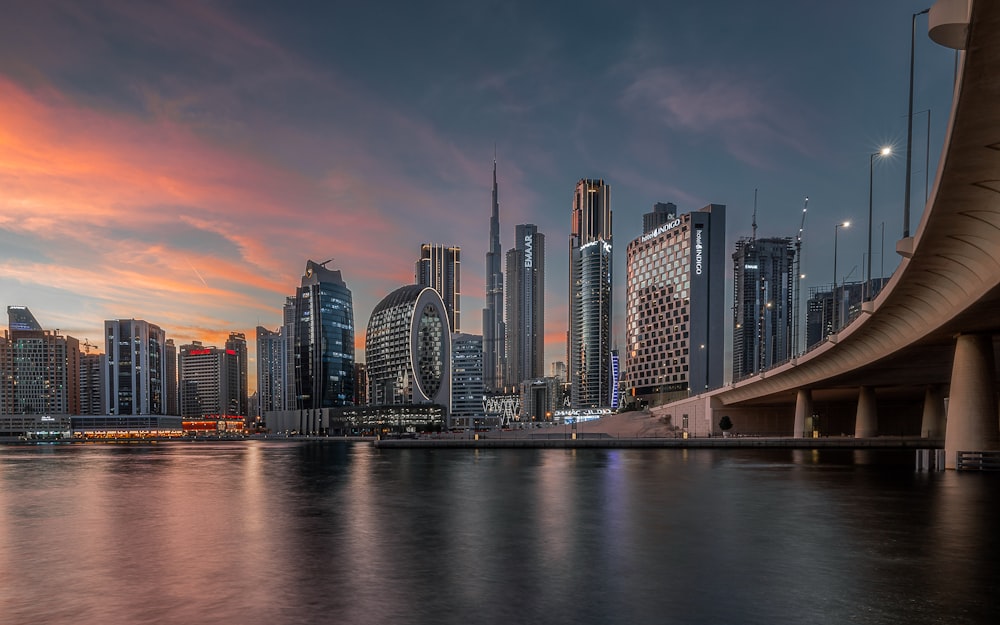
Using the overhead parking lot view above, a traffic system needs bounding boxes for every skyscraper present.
[482,158,506,392]
[225,332,248,416]
[644,202,677,234]
[105,318,167,415]
[624,204,726,404]
[505,224,545,387]
[282,296,296,410]
[178,341,241,418]
[732,237,796,381]
[451,332,484,429]
[79,351,106,416]
[293,260,355,409]
[256,325,285,415]
[0,306,80,415]
[569,179,613,408]
[415,243,461,332]
[165,338,178,415]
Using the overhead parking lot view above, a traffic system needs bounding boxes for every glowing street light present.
[867,147,891,301]
[833,221,850,334]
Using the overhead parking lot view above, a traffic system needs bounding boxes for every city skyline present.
[0,1,957,391]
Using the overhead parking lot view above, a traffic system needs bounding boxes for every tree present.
[718,415,733,434]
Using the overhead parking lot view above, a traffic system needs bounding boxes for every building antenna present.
[751,188,758,242]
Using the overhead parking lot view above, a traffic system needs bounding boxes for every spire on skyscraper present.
[483,155,506,392]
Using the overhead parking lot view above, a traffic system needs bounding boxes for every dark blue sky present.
[0,0,956,379]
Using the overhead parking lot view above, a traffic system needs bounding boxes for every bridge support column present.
[855,386,878,438]
[944,334,999,469]
[921,385,946,438]
[793,389,812,438]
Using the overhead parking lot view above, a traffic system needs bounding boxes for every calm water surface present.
[1,442,997,625]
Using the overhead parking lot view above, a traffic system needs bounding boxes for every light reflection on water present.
[0,443,996,625]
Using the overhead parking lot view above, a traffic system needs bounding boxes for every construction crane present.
[793,197,809,356]
[82,339,99,354]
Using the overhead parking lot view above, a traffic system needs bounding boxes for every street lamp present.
[904,8,931,239]
[833,221,850,334]
[867,146,891,301]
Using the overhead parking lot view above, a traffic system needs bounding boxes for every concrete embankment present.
[374,436,943,450]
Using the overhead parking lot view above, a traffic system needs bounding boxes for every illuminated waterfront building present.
[0,306,80,415]
[624,204,726,405]
[415,243,461,332]
[569,178,613,408]
[104,318,167,415]
[366,285,452,422]
[178,341,241,418]
[451,332,484,428]
[293,260,355,409]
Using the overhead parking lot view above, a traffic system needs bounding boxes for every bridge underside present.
[653,0,1000,467]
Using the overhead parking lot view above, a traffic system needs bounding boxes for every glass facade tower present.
[293,260,355,409]
[505,224,545,388]
[569,179,613,409]
[732,237,796,381]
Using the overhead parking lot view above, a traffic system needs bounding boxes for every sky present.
[0,1,959,391]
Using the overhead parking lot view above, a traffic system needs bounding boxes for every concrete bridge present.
[653,0,1000,468]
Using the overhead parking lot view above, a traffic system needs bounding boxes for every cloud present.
[618,66,817,169]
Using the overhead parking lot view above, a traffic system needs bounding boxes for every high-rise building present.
[293,260,355,409]
[79,352,106,415]
[569,178,613,409]
[366,285,452,421]
[482,159,506,392]
[550,361,567,383]
[644,202,677,235]
[505,224,545,388]
[624,204,726,404]
[282,296,296,410]
[105,319,167,415]
[179,341,242,418]
[225,332,248,416]
[451,333,484,429]
[165,338,178,415]
[415,243,461,332]
[806,278,890,349]
[256,326,286,416]
[353,363,368,406]
[0,306,80,415]
[732,237,796,381]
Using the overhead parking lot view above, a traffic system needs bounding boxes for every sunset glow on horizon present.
[1,1,956,391]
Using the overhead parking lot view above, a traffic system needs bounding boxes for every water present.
[1,442,997,625]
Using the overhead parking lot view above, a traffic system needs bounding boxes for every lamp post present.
[867,147,891,301]
[833,221,849,334]
[904,8,930,239]
[915,108,931,204]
